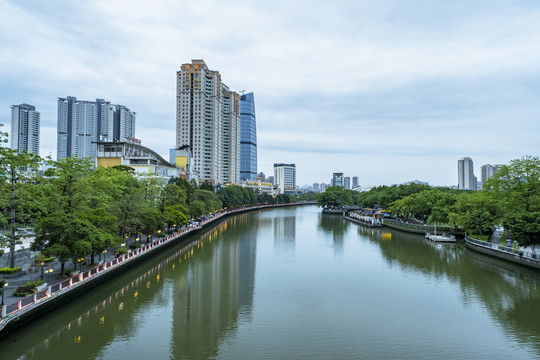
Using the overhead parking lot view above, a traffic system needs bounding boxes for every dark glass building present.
[240,92,257,180]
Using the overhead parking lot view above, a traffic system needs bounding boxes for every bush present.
[129,244,141,249]
[0,267,22,274]
[115,247,128,255]
[13,280,44,297]
[43,257,55,263]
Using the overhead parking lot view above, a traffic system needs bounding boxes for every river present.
[2,205,540,359]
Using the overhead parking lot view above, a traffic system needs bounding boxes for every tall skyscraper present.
[480,164,502,188]
[352,176,359,188]
[57,96,135,160]
[11,103,40,155]
[274,163,296,192]
[458,157,477,190]
[176,60,240,184]
[239,92,257,181]
[344,176,351,189]
[332,173,344,187]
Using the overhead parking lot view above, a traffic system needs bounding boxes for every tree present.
[448,192,499,238]
[484,156,540,248]
[317,186,354,208]
[0,139,42,267]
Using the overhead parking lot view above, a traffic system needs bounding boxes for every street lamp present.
[40,261,45,281]
[0,281,7,307]
[47,268,53,283]
[102,250,107,262]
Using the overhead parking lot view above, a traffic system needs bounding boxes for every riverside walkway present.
[464,236,540,271]
[0,202,314,337]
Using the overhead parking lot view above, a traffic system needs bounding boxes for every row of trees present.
[0,124,309,273]
[317,156,540,248]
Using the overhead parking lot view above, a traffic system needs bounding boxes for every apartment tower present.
[274,163,296,192]
[458,157,477,190]
[11,103,40,155]
[176,60,240,184]
[57,96,135,159]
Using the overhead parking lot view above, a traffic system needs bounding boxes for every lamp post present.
[40,261,45,281]
[0,280,7,307]
[102,250,107,263]
[47,268,53,283]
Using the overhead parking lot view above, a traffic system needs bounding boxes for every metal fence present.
[465,236,540,262]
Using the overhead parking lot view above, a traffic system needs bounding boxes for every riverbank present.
[0,201,314,338]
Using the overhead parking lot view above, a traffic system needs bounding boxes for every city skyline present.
[1,1,539,187]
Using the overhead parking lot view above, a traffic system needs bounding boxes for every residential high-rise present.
[57,97,135,159]
[313,182,320,193]
[11,103,40,155]
[239,92,257,181]
[352,176,359,188]
[274,163,296,192]
[176,60,240,184]
[332,173,344,187]
[458,157,477,190]
[480,164,502,188]
[344,176,351,189]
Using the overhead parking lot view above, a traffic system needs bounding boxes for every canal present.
[2,205,540,359]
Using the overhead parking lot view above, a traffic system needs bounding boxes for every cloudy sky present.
[1,0,539,187]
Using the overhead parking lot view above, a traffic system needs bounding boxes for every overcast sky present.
[1,0,539,187]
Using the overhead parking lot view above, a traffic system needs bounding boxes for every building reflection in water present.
[272,215,296,253]
[170,214,257,359]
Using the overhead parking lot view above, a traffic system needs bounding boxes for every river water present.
[2,205,540,359]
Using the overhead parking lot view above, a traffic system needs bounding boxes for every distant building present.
[96,140,182,179]
[480,164,502,188]
[332,173,344,187]
[239,92,257,181]
[344,176,351,190]
[240,179,278,196]
[11,103,40,155]
[57,96,136,160]
[313,182,320,193]
[458,157,477,190]
[176,59,240,185]
[352,176,359,188]
[274,163,296,192]
[320,183,328,192]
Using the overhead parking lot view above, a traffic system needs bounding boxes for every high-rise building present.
[458,157,477,190]
[239,92,257,181]
[11,103,40,155]
[352,176,359,188]
[274,163,296,192]
[313,182,320,193]
[57,96,135,160]
[344,176,351,189]
[332,173,344,187]
[176,60,240,184]
[480,164,502,188]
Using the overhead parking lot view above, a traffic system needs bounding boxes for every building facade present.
[344,176,351,190]
[273,163,296,192]
[11,103,40,155]
[332,173,344,187]
[176,59,240,185]
[458,157,477,190]
[239,92,257,181]
[480,164,502,188]
[57,96,136,159]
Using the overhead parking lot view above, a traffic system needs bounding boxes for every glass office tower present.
[240,92,257,181]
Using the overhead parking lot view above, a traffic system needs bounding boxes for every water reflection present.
[354,224,540,357]
[318,214,349,255]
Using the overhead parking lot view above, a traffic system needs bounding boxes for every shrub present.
[13,280,44,297]
[115,247,128,255]
[43,257,55,263]
[0,267,22,274]
[129,244,141,249]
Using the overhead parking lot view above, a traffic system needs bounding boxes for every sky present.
[1,0,539,188]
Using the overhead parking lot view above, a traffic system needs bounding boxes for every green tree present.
[0,139,42,267]
[448,192,499,238]
[484,156,540,248]
[317,186,354,208]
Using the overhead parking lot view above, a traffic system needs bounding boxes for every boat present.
[344,212,382,227]
[425,233,456,243]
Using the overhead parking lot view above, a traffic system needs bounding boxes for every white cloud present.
[1,0,539,186]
